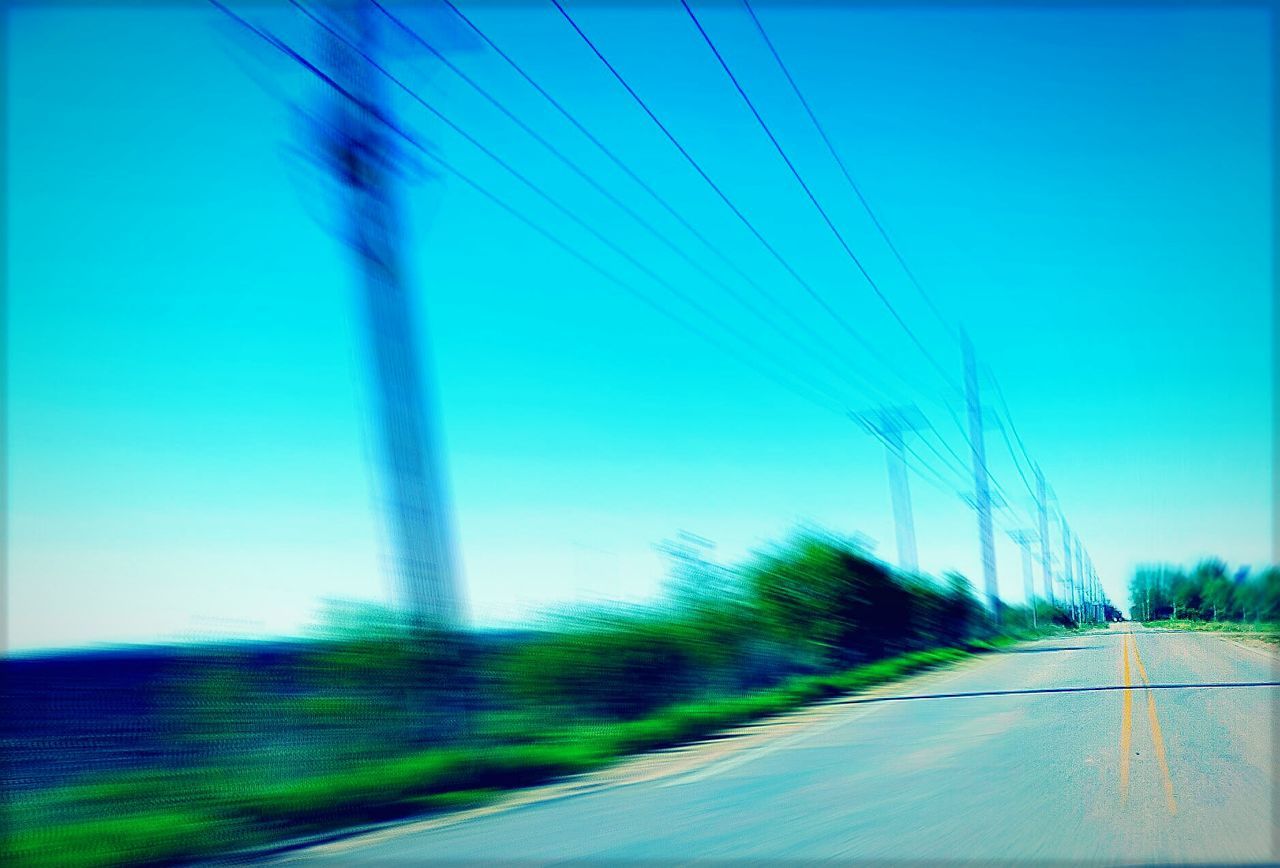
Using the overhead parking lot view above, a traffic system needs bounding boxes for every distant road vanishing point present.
[289,623,1278,864]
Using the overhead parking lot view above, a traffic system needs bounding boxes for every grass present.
[2,631,1069,867]
[1140,619,1280,643]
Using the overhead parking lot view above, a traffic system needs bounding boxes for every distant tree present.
[1169,570,1201,620]
[1187,559,1229,621]
[1258,568,1280,621]
[1128,561,1280,625]
[1202,574,1235,621]
[1130,566,1175,620]
[1235,579,1261,623]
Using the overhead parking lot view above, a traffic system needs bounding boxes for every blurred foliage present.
[1130,560,1280,622]
[5,525,1091,867]
[502,609,724,720]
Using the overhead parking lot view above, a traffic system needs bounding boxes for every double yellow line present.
[1119,627,1177,814]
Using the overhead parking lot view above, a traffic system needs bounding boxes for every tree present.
[941,572,985,639]
[1128,561,1280,625]
[1130,566,1175,621]
[1201,574,1235,621]
[1167,569,1200,620]
[1258,568,1280,621]
[1179,559,1228,621]
[748,531,911,665]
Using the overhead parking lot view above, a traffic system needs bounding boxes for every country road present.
[290,624,1277,864]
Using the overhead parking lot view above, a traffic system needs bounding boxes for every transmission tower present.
[1033,465,1055,606]
[962,334,1000,623]
[1075,536,1088,622]
[851,406,927,573]
[1006,529,1039,628]
[316,2,463,625]
[1060,516,1077,622]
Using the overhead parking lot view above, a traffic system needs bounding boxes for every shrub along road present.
[290,623,1278,863]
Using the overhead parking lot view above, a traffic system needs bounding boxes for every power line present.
[992,405,1039,503]
[519,0,1038,546]
[433,152,852,416]
[740,0,1088,597]
[680,0,964,400]
[739,0,960,346]
[858,405,1035,538]
[918,402,1028,525]
[218,1,896,420]
[289,1,879,414]
[732,0,1051,528]
[362,0,909,410]
[222,1,982,447]
[985,363,1039,472]
[874,423,1029,543]
[435,0,910,407]
[548,0,944,406]
[681,0,1039,532]
[222,0,1076,595]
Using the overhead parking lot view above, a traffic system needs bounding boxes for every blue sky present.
[6,2,1272,648]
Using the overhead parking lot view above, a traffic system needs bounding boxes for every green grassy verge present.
[1140,619,1280,644]
[4,638,1050,867]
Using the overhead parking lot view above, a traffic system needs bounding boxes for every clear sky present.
[6,2,1272,649]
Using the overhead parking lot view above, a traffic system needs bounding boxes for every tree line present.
[1128,559,1280,622]
[505,529,1081,720]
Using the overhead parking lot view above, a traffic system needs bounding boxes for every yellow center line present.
[1120,631,1132,801]
[1129,628,1178,815]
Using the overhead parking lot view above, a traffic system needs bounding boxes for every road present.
[292,624,1277,864]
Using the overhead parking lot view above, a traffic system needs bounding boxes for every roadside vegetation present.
[1129,559,1280,627]
[5,528,1088,867]
[1138,618,1280,644]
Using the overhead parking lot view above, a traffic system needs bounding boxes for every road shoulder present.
[276,644,1027,862]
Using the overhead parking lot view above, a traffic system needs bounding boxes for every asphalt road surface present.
[293,624,1277,864]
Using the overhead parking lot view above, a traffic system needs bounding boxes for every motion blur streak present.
[4,1,1271,866]
[2,534,1061,865]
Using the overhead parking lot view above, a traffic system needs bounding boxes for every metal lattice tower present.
[852,406,927,573]
[1060,516,1076,622]
[320,2,463,625]
[1006,529,1038,628]
[962,334,1000,623]
[1034,465,1055,606]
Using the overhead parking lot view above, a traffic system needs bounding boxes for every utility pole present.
[1086,558,1095,621]
[852,406,926,573]
[1085,548,1093,622]
[1007,529,1038,629]
[1087,556,1095,622]
[1034,465,1054,606]
[1074,536,1088,622]
[321,3,463,625]
[1061,516,1076,623]
[1090,559,1100,622]
[962,334,1000,624]
[1082,557,1092,622]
